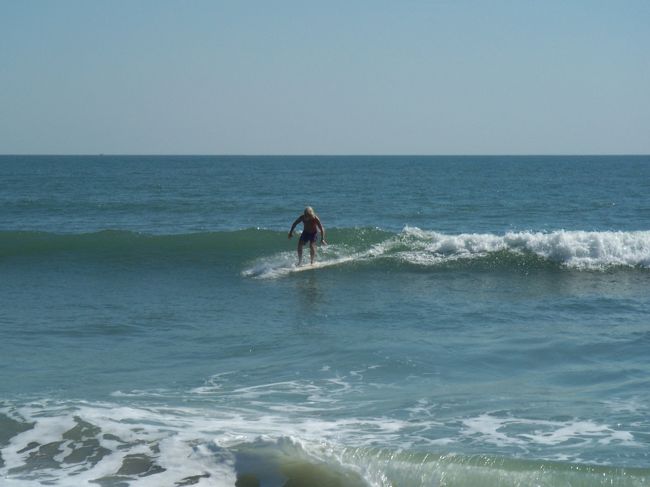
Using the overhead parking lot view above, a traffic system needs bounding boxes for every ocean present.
[1,155,649,486]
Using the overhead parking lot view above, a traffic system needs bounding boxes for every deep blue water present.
[1,155,649,486]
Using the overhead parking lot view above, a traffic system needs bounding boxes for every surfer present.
[288,206,327,265]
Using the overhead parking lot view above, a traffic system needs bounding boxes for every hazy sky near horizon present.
[1,1,649,155]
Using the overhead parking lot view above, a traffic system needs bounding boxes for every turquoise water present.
[1,156,649,486]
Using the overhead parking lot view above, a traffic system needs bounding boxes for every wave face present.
[0,229,281,265]
[3,228,650,274]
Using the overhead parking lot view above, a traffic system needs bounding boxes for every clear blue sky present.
[1,0,648,154]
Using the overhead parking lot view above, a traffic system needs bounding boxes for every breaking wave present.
[243,227,650,278]
[1,228,649,275]
[1,400,648,487]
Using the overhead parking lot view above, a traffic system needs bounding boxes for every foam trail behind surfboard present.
[284,256,356,274]
[242,247,360,279]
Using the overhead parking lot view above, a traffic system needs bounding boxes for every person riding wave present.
[288,206,326,265]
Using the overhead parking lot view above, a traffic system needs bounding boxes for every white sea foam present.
[1,402,239,487]
[2,398,646,486]
[241,250,298,278]
[382,227,650,269]
[189,372,235,395]
[461,413,638,450]
[0,399,419,486]
[503,229,650,268]
[0,369,414,484]
[242,247,360,279]
[604,397,647,414]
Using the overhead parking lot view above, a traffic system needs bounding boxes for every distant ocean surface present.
[1,155,649,487]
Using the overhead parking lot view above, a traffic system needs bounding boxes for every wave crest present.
[1,228,649,273]
[244,227,650,278]
[386,227,650,269]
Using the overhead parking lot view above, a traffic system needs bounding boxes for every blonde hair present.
[304,206,315,217]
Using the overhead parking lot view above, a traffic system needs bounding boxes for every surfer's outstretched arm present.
[288,216,303,238]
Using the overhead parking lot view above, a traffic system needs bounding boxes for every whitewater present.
[243,227,650,278]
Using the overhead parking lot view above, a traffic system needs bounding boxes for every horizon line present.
[1,153,649,157]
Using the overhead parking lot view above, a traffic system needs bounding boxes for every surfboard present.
[286,256,354,274]
[242,255,357,279]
